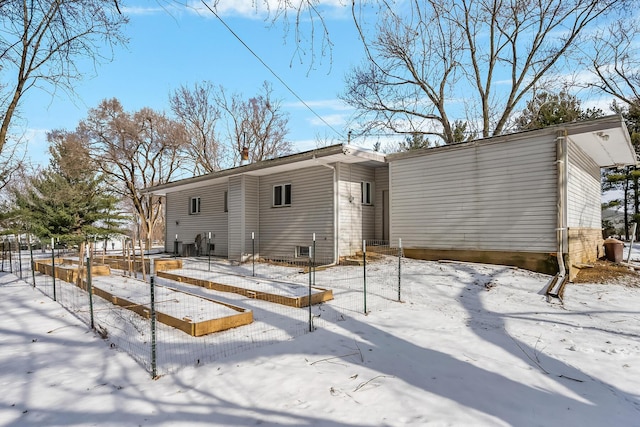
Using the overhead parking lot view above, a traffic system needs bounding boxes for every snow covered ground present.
[1,248,639,426]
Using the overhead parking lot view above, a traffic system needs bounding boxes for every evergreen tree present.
[10,131,125,247]
[515,91,603,131]
[399,133,431,151]
[605,100,640,240]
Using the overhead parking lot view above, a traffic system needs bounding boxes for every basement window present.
[273,184,292,207]
[295,245,310,258]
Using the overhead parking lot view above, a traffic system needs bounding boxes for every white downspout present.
[556,130,568,277]
[313,156,339,265]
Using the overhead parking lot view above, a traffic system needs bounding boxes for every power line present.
[199,0,344,139]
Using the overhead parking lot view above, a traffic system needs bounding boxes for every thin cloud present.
[285,98,353,111]
[309,113,347,127]
[191,0,347,20]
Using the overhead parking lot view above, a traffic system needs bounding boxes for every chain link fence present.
[2,236,406,377]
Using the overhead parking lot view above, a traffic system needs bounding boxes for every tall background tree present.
[171,80,292,169]
[341,0,630,144]
[0,0,127,160]
[602,101,640,240]
[169,81,225,175]
[515,91,603,131]
[9,129,124,257]
[78,98,189,249]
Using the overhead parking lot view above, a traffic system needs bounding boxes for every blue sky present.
[15,0,623,170]
[19,1,369,168]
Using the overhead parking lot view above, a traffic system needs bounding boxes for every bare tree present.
[582,19,640,106]
[215,81,292,166]
[78,98,189,247]
[0,0,127,157]
[341,0,629,144]
[169,81,225,175]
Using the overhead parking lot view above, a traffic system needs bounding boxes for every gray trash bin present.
[603,238,624,263]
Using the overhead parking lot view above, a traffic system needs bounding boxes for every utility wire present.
[199,0,344,139]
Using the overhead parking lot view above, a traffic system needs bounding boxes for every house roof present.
[387,115,637,168]
[144,144,386,196]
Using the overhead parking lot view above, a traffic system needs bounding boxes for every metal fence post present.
[8,242,12,274]
[150,275,157,378]
[252,232,255,277]
[308,243,313,332]
[398,238,402,302]
[17,236,22,279]
[28,234,35,287]
[87,257,95,329]
[208,232,211,271]
[363,239,367,314]
[312,233,316,288]
[51,238,57,302]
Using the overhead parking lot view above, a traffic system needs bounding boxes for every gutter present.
[313,155,339,266]
[556,130,568,278]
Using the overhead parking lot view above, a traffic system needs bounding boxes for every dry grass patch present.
[573,260,640,287]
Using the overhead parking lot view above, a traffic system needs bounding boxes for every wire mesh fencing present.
[6,237,406,378]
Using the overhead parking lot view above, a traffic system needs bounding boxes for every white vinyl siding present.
[338,163,376,256]
[389,135,557,252]
[258,166,334,261]
[165,181,229,255]
[567,139,602,228]
[227,176,244,259]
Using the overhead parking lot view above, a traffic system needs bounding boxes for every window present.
[190,197,201,214]
[295,245,310,258]
[224,191,228,212]
[273,184,292,207]
[361,181,372,205]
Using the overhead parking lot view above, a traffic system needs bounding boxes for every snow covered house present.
[386,115,636,279]
[146,115,636,279]
[144,144,388,263]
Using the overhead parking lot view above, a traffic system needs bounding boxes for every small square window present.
[190,197,201,214]
[295,245,310,258]
[273,184,292,207]
[361,182,372,205]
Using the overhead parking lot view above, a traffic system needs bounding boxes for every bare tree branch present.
[341,0,629,144]
[0,0,128,158]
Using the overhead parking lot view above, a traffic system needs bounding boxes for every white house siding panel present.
[374,167,390,241]
[567,140,602,228]
[258,166,335,261]
[243,175,260,258]
[338,163,376,256]
[390,136,557,252]
[227,176,244,259]
[164,181,229,256]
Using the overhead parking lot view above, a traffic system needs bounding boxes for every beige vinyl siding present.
[374,167,389,241]
[164,181,229,255]
[227,176,243,259]
[390,135,557,252]
[258,166,334,261]
[337,163,376,256]
[244,175,259,257]
[567,139,602,228]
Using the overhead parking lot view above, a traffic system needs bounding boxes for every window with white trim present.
[273,184,292,207]
[190,197,201,214]
[361,181,372,205]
